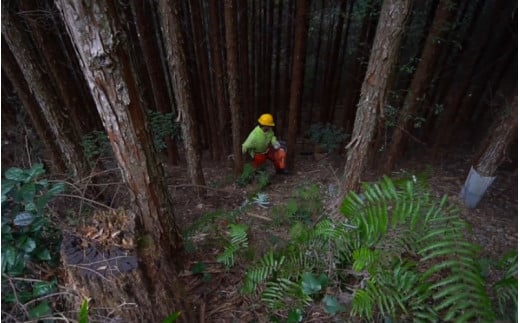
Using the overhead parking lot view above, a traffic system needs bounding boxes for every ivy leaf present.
[27,163,45,181]
[20,183,36,203]
[3,246,17,268]
[287,308,303,322]
[301,272,322,295]
[322,295,346,315]
[36,249,52,261]
[28,301,52,319]
[33,280,56,297]
[48,182,65,196]
[14,212,35,227]
[5,167,28,182]
[17,236,37,253]
[1,179,17,201]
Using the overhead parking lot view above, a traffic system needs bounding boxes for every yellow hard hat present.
[258,113,275,126]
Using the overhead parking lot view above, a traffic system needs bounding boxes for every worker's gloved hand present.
[272,141,281,150]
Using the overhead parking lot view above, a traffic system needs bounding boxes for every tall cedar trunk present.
[190,0,220,160]
[309,0,326,126]
[273,0,285,115]
[341,0,379,134]
[1,3,89,178]
[432,1,504,156]
[263,1,274,116]
[382,0,458,173]
[238,0,252,129]
[329,0,355,121]
[287,0,309,169]
[158,0,206,188]
[320,0,347,124]
[224,0,244,175]
[130,0,179,165]
[1,42,67,173]
[209,0,230,159]
[342,0,411,193]
[56,1,194,321]
[20,0,100,137]
[278,0,295,139]
[475,94,517,176]
[452,24,515,141]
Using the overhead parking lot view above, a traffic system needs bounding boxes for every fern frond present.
[217,223,248,269]
[242,250,285,294]
[261,278,309,309]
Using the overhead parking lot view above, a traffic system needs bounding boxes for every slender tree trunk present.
[208,0,230,159]
[287,0,310,169]
[320,0,347,124]
[224,0,244,175]
[432,0,504,156]
[2,2,89,178]
[158,0,206,188]
[343,0,411,193]
[341,0,379,134]
[56,1,194,321]
[382,0,458,173]
[309,0,326,127]
[475,94,517,176]
[238,0,252,129]
[1,42,66,173]
[130,0,179,166]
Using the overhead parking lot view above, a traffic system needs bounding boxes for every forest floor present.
[166,147,518,322]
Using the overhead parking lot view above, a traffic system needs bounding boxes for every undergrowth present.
[208,174,516,321]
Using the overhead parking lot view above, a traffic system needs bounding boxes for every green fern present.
[493,251,518,321]
[217,223,248,269]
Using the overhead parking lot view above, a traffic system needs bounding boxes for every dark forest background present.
[1,0,517,322]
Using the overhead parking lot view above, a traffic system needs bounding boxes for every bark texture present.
[158,0,206,188]
[287,0,309,169]
[1,2,89,178]
[383,0,458,173]
[343,0,411,193]
[475,95,517,176]
[56,1,193,321]
[224,0,244,175]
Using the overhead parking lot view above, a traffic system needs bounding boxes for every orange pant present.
[253,147,286,170]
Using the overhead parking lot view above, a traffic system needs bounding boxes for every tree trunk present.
[431,0,504,157]
[1,42,67,173]
[208,0,230,160]
[130,0,180,166]
[342,0,411,194]
[56,1,194,321]
[382,0,458,173]
[287,0,310,169]
[475,94,517,177]
[238,0,252,129]
[20,0,101,137]
[320,0,347,124]
[341,0,379,134]
[224,0,244,175]
[158,0,206,188]
[1,2,89,178]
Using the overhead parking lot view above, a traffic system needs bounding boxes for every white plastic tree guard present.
[459,166,496,209]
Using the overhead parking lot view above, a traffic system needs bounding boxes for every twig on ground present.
[57,194,114,210]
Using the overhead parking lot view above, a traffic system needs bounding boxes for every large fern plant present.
[242,175,514,321]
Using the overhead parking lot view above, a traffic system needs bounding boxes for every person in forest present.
[242,113,289,174]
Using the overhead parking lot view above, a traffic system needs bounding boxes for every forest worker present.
[242,113,289,174]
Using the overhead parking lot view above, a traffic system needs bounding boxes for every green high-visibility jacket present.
[242,126,278,157]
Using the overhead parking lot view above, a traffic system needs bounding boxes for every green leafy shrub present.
[147,110,181,150]
[1,164,65,321]
[307,123,349,153]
